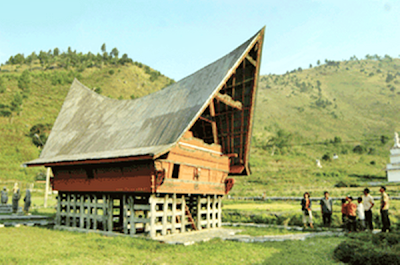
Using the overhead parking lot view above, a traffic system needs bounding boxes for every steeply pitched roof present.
[26,29,264,167]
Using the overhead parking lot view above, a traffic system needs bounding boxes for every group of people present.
[300,186,391,232]
[1,183,31,214]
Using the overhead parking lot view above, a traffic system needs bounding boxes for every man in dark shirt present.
[320,191,333,227]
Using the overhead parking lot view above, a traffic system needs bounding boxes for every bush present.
[28,123,52,147]
[322,153,331,161]
[0,76,5,93]
[333,233,400,264]
[18,70,31,91]
[334,181,348,188]
[353,145,365,154]
[94,87,102,94]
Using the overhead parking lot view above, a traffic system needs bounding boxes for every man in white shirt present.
[357,197,365,231]
[362,188,374,231]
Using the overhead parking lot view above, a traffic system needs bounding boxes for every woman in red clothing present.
[341,198,348,226]
[346,196,357,232]
[301,192,314,229]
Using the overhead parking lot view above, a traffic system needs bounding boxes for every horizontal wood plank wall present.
[52,162,154,192]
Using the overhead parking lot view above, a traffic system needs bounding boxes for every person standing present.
[12,183,21,214]
[357,197,365,231]
[1,187,8,204]
[301,192,314,229]
[346,196,357,232]
[341,198,348,228]
[320,191,333,227]
[23,186,31,214]
[362,188,374,231]
[380,186,391,232]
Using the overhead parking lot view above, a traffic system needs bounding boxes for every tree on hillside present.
[25,52,38,65]
[384,54,393,62]
[309,64,312,68]
[18,70,31,91]
[119,53,132,65]
[0,76,5,93]
[10,92,23,114]
[373,54,381,60]
[111,48,119,58]
[386,73,395,83]
[265,129,293,155]
[101,43,106,53]
[53,47,60,56]
[317,60,320,65]
[38,50,49,66]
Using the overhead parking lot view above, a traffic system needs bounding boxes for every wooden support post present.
[71,194,77,227]
[212,194,217,228]
[44,167,51,208]
[149,194,156,238]
[93,194,97,230]
[171,194,176,234]
[162,194,169,235]
[129,196,135,235]
[196,195,202,230]
[79,194,84,229]
[56,192,61,226]
[119,196,123,231]
[86,194,91,229]
[217,195,222,228]
[108,195,113,232]
[181,195,186,233]
[206,195,211,229]
[102,194,107,231]
[66,193,71,227]
[123,195,128,234]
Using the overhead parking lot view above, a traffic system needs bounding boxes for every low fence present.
[226,196,400,201]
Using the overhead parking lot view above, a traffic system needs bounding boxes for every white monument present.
[387,132,400,182]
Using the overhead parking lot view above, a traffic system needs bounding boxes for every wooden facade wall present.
[51,161,154,192]
[50,132,230,196]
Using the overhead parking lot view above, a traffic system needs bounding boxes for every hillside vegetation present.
[0,46,174,181]
[241,55,400,196]
[0,50,399,197]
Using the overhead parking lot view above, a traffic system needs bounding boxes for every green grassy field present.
[0,226,344,264]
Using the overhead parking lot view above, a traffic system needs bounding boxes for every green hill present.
[241,56,400,196]
[0,48,174,181]
[1,51,399,196]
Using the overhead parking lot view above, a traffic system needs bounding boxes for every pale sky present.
[0,0,399,81]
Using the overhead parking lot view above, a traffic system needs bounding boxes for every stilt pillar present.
[171,194,177,234]
[149,194,156,237]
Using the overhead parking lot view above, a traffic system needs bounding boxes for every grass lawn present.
[0,226,344,264]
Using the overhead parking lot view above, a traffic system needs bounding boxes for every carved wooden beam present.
[215,93,242,110]
[209,101,219,144]
[246,55,257,67]
[198,116,214,124]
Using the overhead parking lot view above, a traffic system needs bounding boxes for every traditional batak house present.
[26,28,265,237]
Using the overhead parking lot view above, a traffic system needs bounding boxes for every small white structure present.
[316,159,322,168]
[387,132,400,182]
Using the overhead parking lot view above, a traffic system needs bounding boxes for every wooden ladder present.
[176,206,197,230]
[185,205,197,230]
